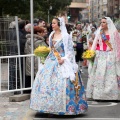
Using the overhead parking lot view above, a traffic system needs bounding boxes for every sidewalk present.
[0,63,37,120]
[0,94,36,120]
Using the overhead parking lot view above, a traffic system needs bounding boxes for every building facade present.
[68,0,88,23]
[89,0,120,22]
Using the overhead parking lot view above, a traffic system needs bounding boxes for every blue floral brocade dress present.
[30,39,88,115]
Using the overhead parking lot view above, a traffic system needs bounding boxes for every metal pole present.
[30,0,34,87]
[15,16,23,94]
[48,9,49,23]
[0,59,1,91]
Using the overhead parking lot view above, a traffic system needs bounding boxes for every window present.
[103,11,106,16]
[72,0,86,3]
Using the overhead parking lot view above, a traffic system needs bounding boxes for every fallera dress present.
[30,38,88,115]
[87,35,120,100]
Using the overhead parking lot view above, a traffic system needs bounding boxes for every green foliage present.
[0,0,72,20]
[0,0,30,16]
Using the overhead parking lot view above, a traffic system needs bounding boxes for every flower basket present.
[34,46,50,64]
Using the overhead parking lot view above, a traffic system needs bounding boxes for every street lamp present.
[48,6,52,23]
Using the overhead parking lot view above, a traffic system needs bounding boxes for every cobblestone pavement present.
[0,63,36,120]
[0,94,32,120]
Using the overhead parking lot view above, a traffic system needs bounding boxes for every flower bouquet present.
[34,46,50,64]
[82,50,95,61]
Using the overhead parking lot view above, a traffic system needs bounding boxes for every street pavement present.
[0,66,120,120]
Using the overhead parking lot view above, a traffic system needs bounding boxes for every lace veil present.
[49,17,78,80]
[91,17,120,61]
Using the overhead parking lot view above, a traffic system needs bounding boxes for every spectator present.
[33,18,39,26]
[25,23,31,33]
[37,18,46,27]
[7,21,17,90]
[72,21,84,72]
[115,20,120,33]
[8,20,26,92]
[24,26,48,93]
[92,21,97,29]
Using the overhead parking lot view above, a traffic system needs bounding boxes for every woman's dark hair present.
[25,20,30,25]
[34,18,39,26]
[37,18,45,24]
[53,18,60,26]
[48,23,53,34]
[18,20,26,29]
[66,23,73,34]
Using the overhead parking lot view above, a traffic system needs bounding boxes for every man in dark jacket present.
[73,21,84,72]
[8,20,27,91]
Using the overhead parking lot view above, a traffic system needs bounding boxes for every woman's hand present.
[58,59,64,65]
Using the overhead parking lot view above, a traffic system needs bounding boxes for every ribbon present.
[52,47,61,60]
[101,31,113,51]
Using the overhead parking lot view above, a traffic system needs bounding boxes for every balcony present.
[72,0,86,3]
[69,2,87,8]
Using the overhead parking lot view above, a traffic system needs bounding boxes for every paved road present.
[0,67,120,120]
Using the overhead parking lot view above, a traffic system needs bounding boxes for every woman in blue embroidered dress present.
[30,17,88,115]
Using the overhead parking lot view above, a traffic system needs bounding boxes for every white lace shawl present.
[49,31,78,81]
[91,17,120,62]
[91,17,120,76]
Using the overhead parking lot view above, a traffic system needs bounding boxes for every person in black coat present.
[8,20,27,91]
